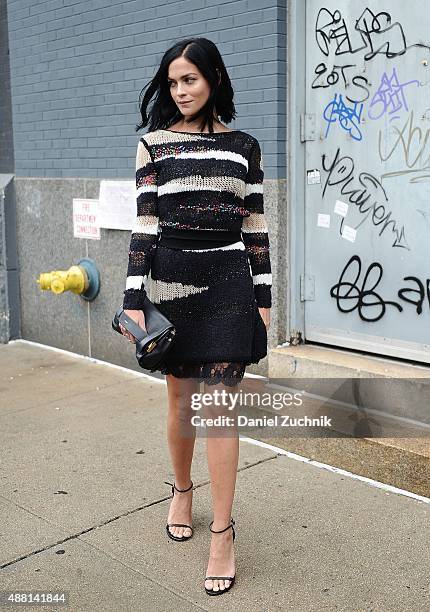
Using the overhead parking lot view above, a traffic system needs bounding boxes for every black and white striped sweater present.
[123,129,272,310]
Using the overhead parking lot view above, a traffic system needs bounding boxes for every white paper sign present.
[317,213,330,228]
[98,180,136,230]
[334,200,349,217]
[73,199,100,240]
[307,169,321,184]
[342,225,357,242]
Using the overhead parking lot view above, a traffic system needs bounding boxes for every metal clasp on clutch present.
[146,341,157,353]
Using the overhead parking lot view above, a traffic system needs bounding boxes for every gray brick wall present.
[7,0,286,179]
[0,0,14,173]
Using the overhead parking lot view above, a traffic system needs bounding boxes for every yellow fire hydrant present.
[36,258,100,301]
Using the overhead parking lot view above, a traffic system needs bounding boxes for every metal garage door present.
[302,0,430,363]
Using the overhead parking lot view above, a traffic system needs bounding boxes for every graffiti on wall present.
[312,5,430,322]
[321,147,409,249]
[330,254,430,322]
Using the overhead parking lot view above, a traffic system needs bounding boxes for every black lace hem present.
[159,361,246,386]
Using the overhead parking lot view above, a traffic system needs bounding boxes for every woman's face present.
[167,57,212,118]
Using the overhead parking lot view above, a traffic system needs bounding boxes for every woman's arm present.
[123,137,159,310]
[241,138,272,310]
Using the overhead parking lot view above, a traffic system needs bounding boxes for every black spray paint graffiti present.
[379,110,430,183]
[315,8,428,62]
[330,255,430,322]
[312,63,370,103]
[322,148,409,249]
[313,8,430,102]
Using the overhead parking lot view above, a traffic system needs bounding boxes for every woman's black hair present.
[135,37,236,134]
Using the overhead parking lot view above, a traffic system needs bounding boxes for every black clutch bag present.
[112,293,176,372]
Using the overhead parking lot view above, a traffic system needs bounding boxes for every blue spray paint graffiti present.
[323,93,364,141]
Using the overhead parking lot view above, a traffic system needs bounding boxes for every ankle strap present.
[164,480,193,493]
[209,518,235,533]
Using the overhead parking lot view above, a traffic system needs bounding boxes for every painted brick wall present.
[1,0,14,173]
[7,0,286,179]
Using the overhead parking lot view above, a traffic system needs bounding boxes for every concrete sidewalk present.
[0,342,429,612]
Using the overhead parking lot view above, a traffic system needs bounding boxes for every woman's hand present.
[119,309,146,343]
[258,307,271,330]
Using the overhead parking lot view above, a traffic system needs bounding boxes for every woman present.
[119,37,272,596]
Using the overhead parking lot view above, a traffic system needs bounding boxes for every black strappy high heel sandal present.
[204,518,236,595]
[164,480,194,542]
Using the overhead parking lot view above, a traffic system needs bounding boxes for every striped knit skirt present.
[148,236,268,387]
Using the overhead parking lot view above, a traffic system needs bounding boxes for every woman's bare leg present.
[204,377,239,592]
[165,374,199,538]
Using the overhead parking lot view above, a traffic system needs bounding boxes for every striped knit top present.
[123,129,272,310]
